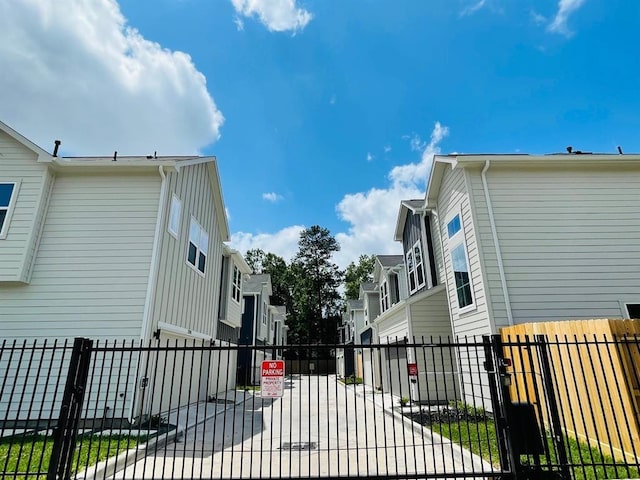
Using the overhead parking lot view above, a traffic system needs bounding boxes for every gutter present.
[134,166,169,419]
[481,161,513,326]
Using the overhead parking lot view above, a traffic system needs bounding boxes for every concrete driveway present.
[112,375,493,478]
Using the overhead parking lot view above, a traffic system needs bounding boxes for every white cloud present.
[230,122,449,269]
[366,152,374,162]
[460,0,487,17]
[384,145,392,153]
[392,122,449,187]
[548,0,586,37]
[0,0,223,155]
[530,10,547,25]
[231,226,305,263]
[231,0,312,33]
[234,16,245,31]
[263,192,284,202]
[330,94,337,105]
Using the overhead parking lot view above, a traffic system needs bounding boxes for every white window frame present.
[406,240,426,294]
[231,266,242,303]
[0,181,20,240]
[380,280,389,313]
[167,194,182,238]
[186,217,208,275]
[447,211,475,314]
[262,301,268,326]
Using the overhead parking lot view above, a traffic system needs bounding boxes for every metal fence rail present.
[1,335,639,479]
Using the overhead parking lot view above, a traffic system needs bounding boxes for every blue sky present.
[1,0,638,267]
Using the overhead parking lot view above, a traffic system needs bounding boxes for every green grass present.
[431,419,640,480]
[431,419,501,466]
[237,385,261,391]
[338,376,363,385]
[0,433,142,478]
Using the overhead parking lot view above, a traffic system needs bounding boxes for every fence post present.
[483,335,516,478]
[535,334,571,480]
[47,337,93,480]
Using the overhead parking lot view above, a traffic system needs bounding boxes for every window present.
[626,304,640,319]
[380,281,389,312]
[0,182,18,239]
[231,266,242,303]
[447,213,474,311]
[187,218,208,274]
[406,240,426,294]
[262,302,268,325]
[168,195,181,237]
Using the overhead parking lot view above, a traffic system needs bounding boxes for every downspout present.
[134,165,168,420]
[140,166,168,342]
[481,161,514,326]
[251,293,259,384]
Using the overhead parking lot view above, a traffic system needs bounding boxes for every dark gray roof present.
[376,255,404,267]
[347,299,364,310]
[243,273,271,294]
[360,282,377,293]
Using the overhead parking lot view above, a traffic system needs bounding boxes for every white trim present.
[620,301,640,319]
[481,160,513,325]
[406,240,427,294]
[446,208,476,314]
[0,181,21,240]
[167,194,181,238]
[140,166,168,342]
[157,322,212,341]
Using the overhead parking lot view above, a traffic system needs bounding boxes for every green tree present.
[245,248,292,307]
[291,226,343,347]
[344,254,376,300]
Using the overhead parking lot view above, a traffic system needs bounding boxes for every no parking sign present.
[261,360,285,398]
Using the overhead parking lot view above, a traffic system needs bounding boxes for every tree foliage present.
[244,226,344,357]
[344,254,376,300]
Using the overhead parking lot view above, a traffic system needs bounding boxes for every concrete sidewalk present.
[101,376,496,478]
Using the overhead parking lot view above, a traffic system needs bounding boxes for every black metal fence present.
[1,335,639,479]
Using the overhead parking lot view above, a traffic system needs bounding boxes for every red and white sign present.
[261,360,285,398]
[407,363,418,376]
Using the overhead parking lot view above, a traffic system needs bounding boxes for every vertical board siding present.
[0,172,160,339]
[471,164,640,325]
[151,163,224,339]
[436,166,492,338]
[0,131,48,280]
[409,287,459,402]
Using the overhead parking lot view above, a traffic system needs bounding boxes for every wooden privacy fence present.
[501,319,640,462]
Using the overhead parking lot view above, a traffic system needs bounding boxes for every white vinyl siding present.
[0,131,49,281]
[468,163,640,326]
[0,172,160,339]
[150,163,224,340]
[437,166,491,338]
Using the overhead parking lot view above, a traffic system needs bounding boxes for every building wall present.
[0,171,160,340]
[468,163,640,327]
[150,163,225,339]
[0,131,49,282]
[436,166,492,338]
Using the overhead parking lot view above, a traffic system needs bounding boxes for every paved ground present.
[109,375,493,479]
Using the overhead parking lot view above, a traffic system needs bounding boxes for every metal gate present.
[2,336,640,479]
